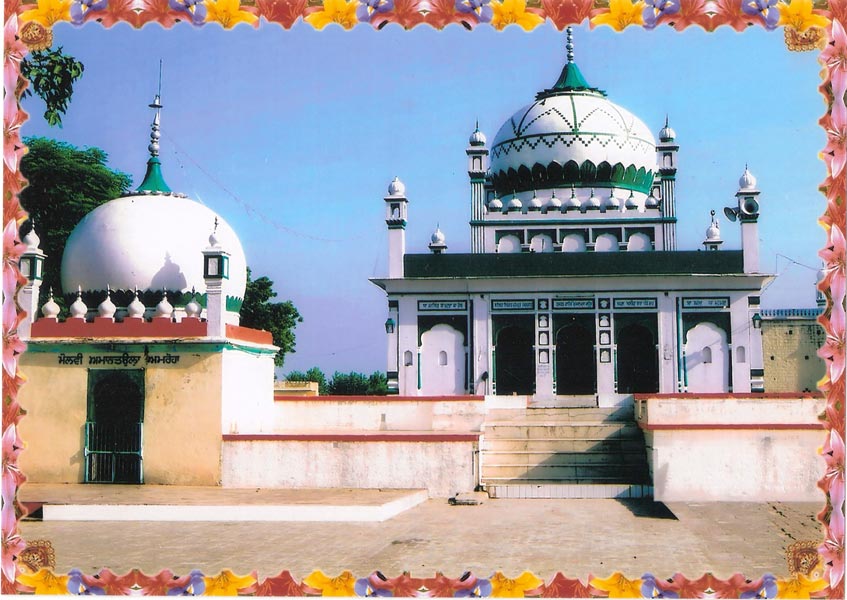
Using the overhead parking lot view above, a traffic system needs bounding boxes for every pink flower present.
[2,102,26,174]
[541,0,595,28]
[820,500,845,590]
[710,0,764,31]
[822,428,846,520]
[2,219,25,308]
[4,16,27,118]
[818,312,846,387]
[1,424,24,510]
[821,20,847,122]
[822,109,847,180]
[0,490,24,588]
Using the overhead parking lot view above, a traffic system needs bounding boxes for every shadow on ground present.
[615,498,678,520]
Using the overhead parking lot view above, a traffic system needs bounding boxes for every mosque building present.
[16,92,278,486]
[15,34,824,502]
[372,31,771,406]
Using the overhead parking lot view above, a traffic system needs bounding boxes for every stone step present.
[484,423,641,440]
[482,464,650,481]
[486,483,654,499]
[482,450,648,466]
[481,438,646,452]
[486,407,634,423]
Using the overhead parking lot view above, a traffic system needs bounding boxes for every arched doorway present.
[86,370,145,483]
[684,321,730,393]
[616,323,659,393]
[420,324,466,395]
[555,322,596,395]
[494,325,535,395]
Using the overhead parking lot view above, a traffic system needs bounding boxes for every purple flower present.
[357,0,395,21]
[168,0,209,25]
[455,0,492,23]
[641,0,680,29]
[166,570,206,596]
[641,574,680,599]
[741,0,779,30]
[739,574,778,599]
[69,0,108,25]
[67,569,107,595]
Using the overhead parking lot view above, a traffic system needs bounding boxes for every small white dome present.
[528,193,542,210]
[154,292,173,319]
[659,119,676,142]
[547,191,562,209]
[739,166,757,190]
[564,188,581,210]
[507,197,523,211]
[431,226,446,244]
[469,126,487,147]
[23,226,41,251]
[645,191,659,208]
[625,191,639,210]
[488,197,503,211]
[185,294,202,318]
[97,288,117,318]
[41,289,60,319]
[585,189,601,210]
[69,289,88,319]
[127,289,146,319]
[387,176,406,197]
[604,190,620,211]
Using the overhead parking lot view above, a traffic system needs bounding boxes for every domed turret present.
[97,286,117,319]
[659,116,676,142]
[703,210,723,251]
[547,189,562,210]
[469,122,487,147]
[739,165,757,190]
[60,90,248,310]
[69,287,88,319]
[388,176,406,197]
[41,288,60,319]
[428,225,447,254]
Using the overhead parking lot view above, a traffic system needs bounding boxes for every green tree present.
[327,371,389,396]
[19,137,133,303]
[21,48,85,127]
[286,367,328,395]
[240,268,302,368]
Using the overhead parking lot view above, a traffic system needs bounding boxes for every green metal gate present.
[84,421,143,483]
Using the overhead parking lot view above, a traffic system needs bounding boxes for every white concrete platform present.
[21,484,429,522]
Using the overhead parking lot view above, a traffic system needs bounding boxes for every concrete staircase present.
[480,406,653,499]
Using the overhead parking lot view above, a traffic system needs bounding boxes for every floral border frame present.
[2,1,845,596]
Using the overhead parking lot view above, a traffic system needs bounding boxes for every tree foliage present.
[287,367,388,396]
[285,367,328,395]
[21,48,85,127]
[240,268,302,368]
[19,137,133,303]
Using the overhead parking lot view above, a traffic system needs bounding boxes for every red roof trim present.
[225,324,273,345]
[633,393,823,400]
[30,317,207,338]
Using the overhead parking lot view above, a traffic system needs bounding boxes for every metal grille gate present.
[84,421,143,483]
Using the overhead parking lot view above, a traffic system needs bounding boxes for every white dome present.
[490,91,657,195]
[431,227,446,244]
[387,176,405,197]
[61,194,247,303]
[469,127,487,147]
[739,167,757,190]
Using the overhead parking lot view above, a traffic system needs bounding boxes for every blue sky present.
[22,22,825,377]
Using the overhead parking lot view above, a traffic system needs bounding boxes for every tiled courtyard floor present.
[19,495,823,581]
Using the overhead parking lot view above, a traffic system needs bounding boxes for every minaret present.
[656,116,679,250]
[735,165,761,273]
[203,218,231,336]
[702,210,723,251]
[467,121,488,254]
[385,177,408,278]
[16,222,47,339]
[136,61,171,193]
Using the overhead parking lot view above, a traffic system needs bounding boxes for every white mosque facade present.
[372,42,770,406]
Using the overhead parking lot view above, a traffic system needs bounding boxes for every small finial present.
[213,217,219,233]
[566,26,574,64]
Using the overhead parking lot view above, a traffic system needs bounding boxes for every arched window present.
[497,234,522,253]
[404,350,413,366]
[702,346,713,364]
[626,233,652,252]
[594,233,619,252]
[530,234,554,253]
[561,233,586,252]
[736,346,746,364]
[439,351,448,366]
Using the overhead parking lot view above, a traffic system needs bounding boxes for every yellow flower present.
[775,573,829,599]
[203,569,257,595]
[302,570,357,596]
[490,571,544,597]
[490,0,545,31]
[590,0,645,31]
[17,568,70,594]
[205,0,259,28]
[304,0,359,30]
[590,572,643,599]
[19,0,72,26]
[777,0,829,32]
